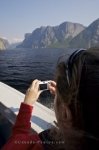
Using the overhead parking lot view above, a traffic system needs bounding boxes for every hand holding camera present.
[24,79,56,106]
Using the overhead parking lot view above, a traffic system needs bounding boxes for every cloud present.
[0,36,7,40]
[9,37,23,44]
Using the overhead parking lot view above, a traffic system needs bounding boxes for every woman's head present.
[55,48,99,138]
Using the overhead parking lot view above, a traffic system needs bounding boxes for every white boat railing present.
[0,82,56,133]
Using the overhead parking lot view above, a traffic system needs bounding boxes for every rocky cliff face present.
[69,18,99,48]
[17,22,85,48]
[17,19,99,49]
[0,38,9,50]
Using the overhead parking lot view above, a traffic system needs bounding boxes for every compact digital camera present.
[39,81,50,91]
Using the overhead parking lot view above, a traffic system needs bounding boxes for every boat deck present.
[0,82,55,133]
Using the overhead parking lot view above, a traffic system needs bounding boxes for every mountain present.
[0,38,9,50]
[8,42,22,49]
[69,18,99,48]
[17,22,85,48]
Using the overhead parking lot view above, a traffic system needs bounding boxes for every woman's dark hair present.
[56,48,99,134]
[53,48,99,149]
[78,48,99,138]
[41,48,99,150]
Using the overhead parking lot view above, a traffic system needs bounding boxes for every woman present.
[2,48,99,150]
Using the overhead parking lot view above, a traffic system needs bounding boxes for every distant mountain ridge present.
[17,22,85,48]
[2,18,99,50]
[0,38,9,50]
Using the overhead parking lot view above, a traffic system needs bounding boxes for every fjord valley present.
[0,18,99,50]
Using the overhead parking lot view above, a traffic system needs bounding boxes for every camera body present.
[39,81,50,91]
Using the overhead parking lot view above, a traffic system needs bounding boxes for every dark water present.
[0,48,74,108]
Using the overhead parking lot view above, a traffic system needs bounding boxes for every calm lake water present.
[0,48,74,108]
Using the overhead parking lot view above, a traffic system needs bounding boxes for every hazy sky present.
[0,0,99,43]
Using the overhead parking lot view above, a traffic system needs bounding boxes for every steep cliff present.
[17,22,85,48]
[0,38,9,50]
[69,18,99,48]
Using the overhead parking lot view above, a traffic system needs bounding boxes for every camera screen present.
[39,84,47,90]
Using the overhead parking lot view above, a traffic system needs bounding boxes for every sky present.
[0,0,99,43]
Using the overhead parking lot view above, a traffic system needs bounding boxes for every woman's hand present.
[48,80,56,95]
[24,79,42,106]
